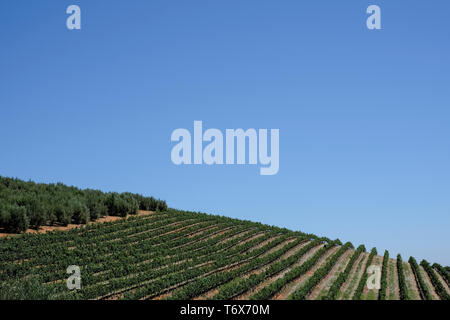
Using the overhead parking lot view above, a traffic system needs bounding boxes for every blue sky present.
[1,1,449,265]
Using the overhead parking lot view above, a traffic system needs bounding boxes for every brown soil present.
[0,210,155,238]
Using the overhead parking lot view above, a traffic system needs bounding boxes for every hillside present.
[0,177,449,300]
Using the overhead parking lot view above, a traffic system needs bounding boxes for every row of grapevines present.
[432,263,450,286]
[81,226,256,288]
[212,239,321,300]
[408,256,433,300]
[74,231,284,299]
[47,222,242,286]
[1,216,212,281]
[250,240,338,300]
[58,227,277,299]
[352,247,377,300]
[1,212,252,288]
[289,242,353,300]
[0,212,170,262]
[122,234,291,300]
[324,244,365,300]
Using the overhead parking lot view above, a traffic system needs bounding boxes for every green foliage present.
[250,239,338,300]
[134,194,168,212]
[379,250,389,300]
[169,236,309,300]
[352,247,377,300]
[54,204,71,226]
[105,193,139,217]
[84,189,108,220]
[432,263,450,287]
[105,193,127,217]
[325,244,365,300]
[0,206,446,301]
[70,200,90,224]
[0,176,167,232]
[289,242,353,300]
[408,256,433,300]
[0,202,29,233]
[0,277,58,300]
[212,238,318,300]
[420,260,449,300]
[396,254,409,300]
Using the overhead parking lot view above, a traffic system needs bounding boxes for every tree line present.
[0,176,167,233]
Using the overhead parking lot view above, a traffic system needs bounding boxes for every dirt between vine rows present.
[272,245,340,300]
[102,232,279,300]
[307,248,353,300]
[403,262,421,300]
[0,210,155,238]
[231,237,299,277]
[339,252,368,300]
[193,238,306,300]
[334,250,363,300]
[387,258,400,300]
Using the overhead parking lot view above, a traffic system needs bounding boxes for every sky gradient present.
[1,1,449,264]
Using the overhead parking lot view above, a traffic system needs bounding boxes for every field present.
[1,209,449,300]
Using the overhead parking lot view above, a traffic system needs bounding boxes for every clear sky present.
[1,1,449,265]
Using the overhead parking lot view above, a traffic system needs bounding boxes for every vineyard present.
[1,208,449,300]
